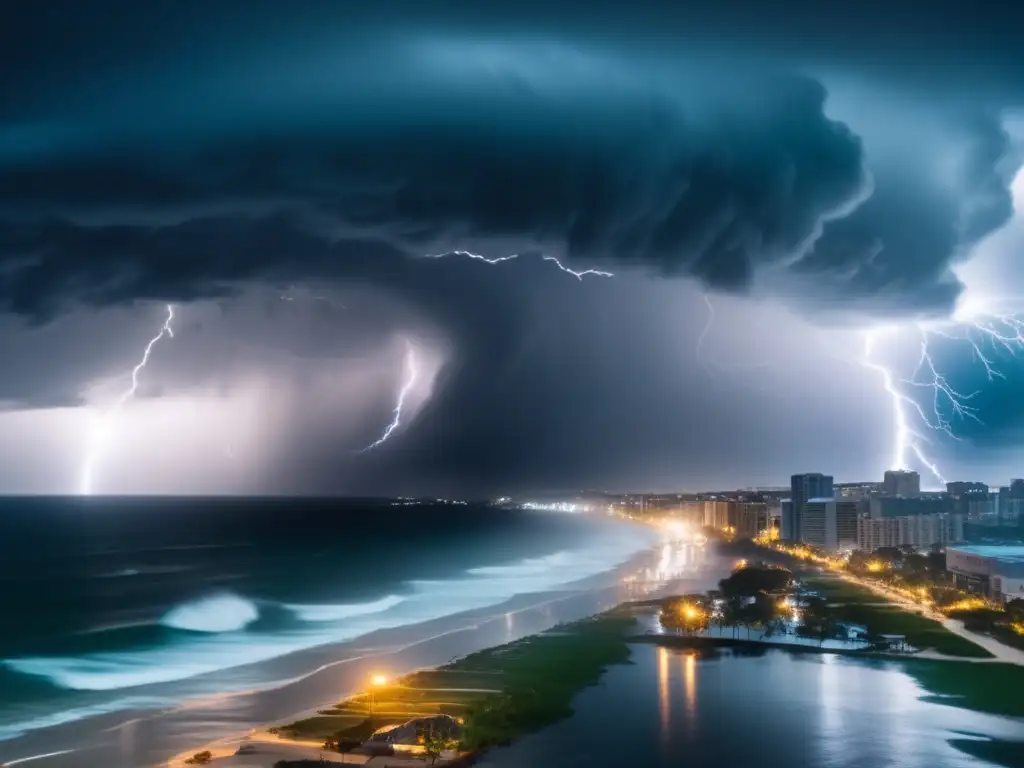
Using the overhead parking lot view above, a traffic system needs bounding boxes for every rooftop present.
[948,545,1024,563]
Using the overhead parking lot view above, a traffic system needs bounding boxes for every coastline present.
[170,598,1024,768]
[0,544,724,768]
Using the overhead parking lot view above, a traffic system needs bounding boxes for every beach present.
[0,537,722,768]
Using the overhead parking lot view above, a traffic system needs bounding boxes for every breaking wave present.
[162,593,260,633]
[1,521,659,705]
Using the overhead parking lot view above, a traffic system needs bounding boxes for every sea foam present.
[161,593,260,633]
[2,524,659,693]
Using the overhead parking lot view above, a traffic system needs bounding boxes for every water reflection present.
[682,652,696,715]
[488,645,1024,768]
[657,647,670,747]
[636,541,703,585]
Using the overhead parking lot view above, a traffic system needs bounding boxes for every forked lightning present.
[359,340,419,452]
[863,312,1024,485]
[79,304,175,495]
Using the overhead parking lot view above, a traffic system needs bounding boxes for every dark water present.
[0,497,658,745]
[486,645,1024,768]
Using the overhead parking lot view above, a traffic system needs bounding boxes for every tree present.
[719,566,793,599]
[847,550,873,574]
[1006,598,1024,623]
[800,597,834,646]
[926,550,947,578]
[660,595,710,634]
[419,725,458,766]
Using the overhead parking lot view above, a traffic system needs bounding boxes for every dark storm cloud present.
[0,61,869,319]
[0,0,1018,324]
[1,0,1023,494]
[783,113,1017,318]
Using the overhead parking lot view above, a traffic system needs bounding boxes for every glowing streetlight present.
[369,674,388,718]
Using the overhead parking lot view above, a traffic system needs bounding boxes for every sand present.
[0,547,725,768]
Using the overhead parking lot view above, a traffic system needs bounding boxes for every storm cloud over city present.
[2,0,1023,495]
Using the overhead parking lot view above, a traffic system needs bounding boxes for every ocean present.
[0,497,663,751]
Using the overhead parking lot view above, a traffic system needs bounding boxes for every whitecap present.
[2,522,660,693]
[161,593,259,633]
[286,594,405,622]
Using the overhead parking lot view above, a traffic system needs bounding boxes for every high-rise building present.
[780,499,794,540]
[789,473,833,542]
[703,500,732,530]
[883,470,921,498]
[947,481,990,518]
[836,482,882,500]
[857,513,965,551]
[947,481,988,497]
[802,498,861,551]
[736,502,769,540]
[869,495,949,518]
[999,480,1024,523]
[702,500,769,539]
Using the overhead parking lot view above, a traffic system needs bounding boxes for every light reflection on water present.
[487,644,1024,768]
[657,647,669,750]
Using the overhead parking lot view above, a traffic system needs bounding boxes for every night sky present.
[1,1,1023,495]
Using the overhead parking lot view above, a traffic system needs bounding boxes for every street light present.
[369,674,388,718]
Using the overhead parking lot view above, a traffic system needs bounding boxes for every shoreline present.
[0,542,724,768]
[175,601,1024,768]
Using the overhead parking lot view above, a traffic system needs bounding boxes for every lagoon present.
[484,644,1024,768]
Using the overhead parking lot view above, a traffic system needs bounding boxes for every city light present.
[521,501,592,513]
[660,520,692,540]
[942,598,987,612]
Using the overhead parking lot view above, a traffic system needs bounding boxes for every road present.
[839,573,1024,665]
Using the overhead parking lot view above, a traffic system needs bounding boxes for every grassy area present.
[837,604,992,658]
[801,575,881,603]
[803,576,993,659]
[899,660,1024,718]
[277,611,638,751]
[948,736,1024,768]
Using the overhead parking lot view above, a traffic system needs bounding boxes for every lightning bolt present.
[426,250,613,280]
[695,294,716,376]
[359,340,418,452]
[79,304,175,495]
[863,311,1024,486]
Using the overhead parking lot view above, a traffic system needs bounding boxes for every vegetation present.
[456,613,636,751]
[658,565,990,657]
[420,724,460,765]
[948,736,1024,768]
[754,536,1021,656]
[802,576,993,658]
[279,612,638,755]
[719,564,793,597]
[184,752,213,765]
[660,594,711,634]
[900,659,1024,718]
